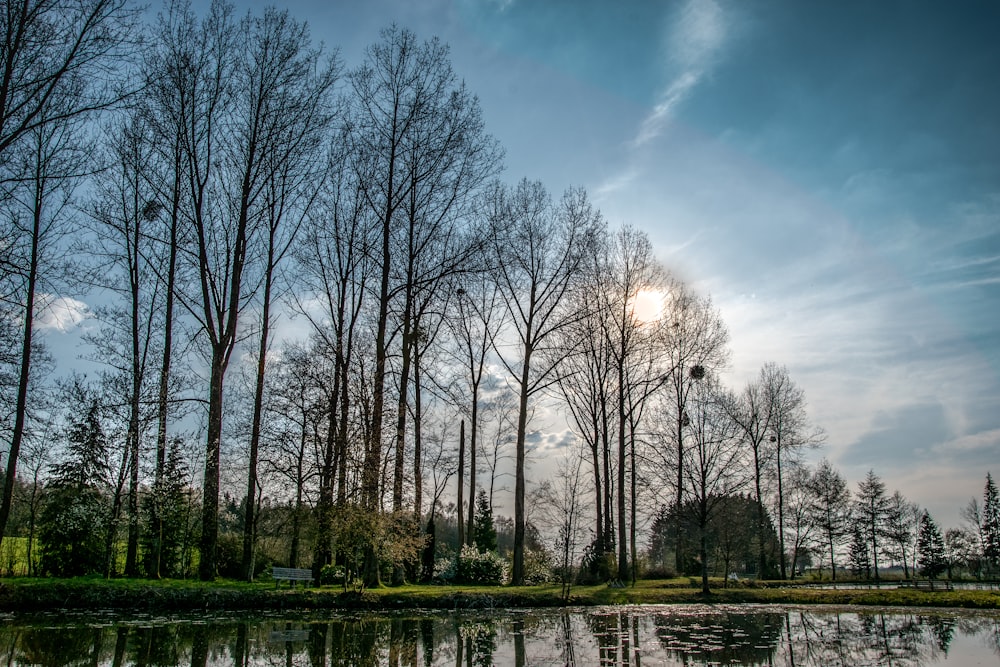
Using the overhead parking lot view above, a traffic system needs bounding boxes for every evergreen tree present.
[917,511,946,578]
[39,396,111,576]
[473,488,497,553]
[142,438,192,578]
[982,472,1000,574]
[854,470,889,581]
[849,524,871,579]
[49,398,111,491]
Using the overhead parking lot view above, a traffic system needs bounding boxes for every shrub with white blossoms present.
[455,544,509,585]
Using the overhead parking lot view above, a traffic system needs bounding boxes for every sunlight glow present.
[631,288,667,323]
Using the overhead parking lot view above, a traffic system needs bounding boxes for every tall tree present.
[553,281,614,560]
[0,84,94,554]
[487,180,601,585]
[854,469,889,582]
[0,0,136,556]
[658,282,729,574]
[446,272,506,547]
[883,490,919,578]
[983,472,1000,575]
[597,225,671,583]
[85,113,163,577]
[761,362,821,579]
[347,29,500,556]
[678,376,747,593]
[917,511,946,579]
[293,134,373,577]
[237,6,340,582]
[807,458,851,580]
[724,366,779,578]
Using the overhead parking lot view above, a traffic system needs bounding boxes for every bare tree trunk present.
[199,354,227,580]
[0,215,39,557]
[466,396,477,547]
[242,232,277,581]
[457,420,466,547]
[513,345,532,585]
[776,439,787,580]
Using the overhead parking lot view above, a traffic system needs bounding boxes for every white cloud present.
[33,295,91,332]
[631,0,726,148]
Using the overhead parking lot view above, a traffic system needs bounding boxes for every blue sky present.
[42,0,995,526]
[312,0,999,526]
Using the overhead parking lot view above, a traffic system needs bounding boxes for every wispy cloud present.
[632,0,726,148]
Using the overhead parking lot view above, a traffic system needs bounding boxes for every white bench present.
[272,566,314,588]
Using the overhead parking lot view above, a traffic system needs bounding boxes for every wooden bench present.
[900,579,953,591]
[272,566,314,588]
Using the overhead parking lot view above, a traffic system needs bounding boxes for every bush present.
[38,487,107,577]
[320,564,345,586]
[522,548,554,585]
[578,542,616,584]
[455,545,508,585]
[433,556,456,583]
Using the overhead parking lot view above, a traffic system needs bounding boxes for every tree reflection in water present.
[1,606,998,665]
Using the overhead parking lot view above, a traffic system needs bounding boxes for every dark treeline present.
[1,0,998,591]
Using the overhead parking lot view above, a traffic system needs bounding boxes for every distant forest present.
[1,0,998,591]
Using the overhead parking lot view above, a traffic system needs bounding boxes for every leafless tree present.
[807,458,852,580]
[761,362,823,579]
[533,448,587,600]
[0,0,136,553]
[678,376,747,593]
[443,270,506,546]
[0,91,93,554]
[236,7,340,582]
[658,283,729,574]
[486,179,601,584]
[723,364,780,578]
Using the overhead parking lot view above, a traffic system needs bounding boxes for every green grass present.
[1,575,996,613]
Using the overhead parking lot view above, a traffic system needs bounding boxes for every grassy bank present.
[1,576,997,614]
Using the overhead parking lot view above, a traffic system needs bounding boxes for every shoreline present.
[1,578,998,614]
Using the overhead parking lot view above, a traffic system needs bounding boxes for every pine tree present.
[39,396,111,576]
[143,438,192,578]
[49,398,110,491]
[982,472,1000,574]
[473,488,497,553]
[854,470,889,581]
[917,511,946,579]
[849,524,871,579]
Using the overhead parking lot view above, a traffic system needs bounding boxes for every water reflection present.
[1,605,997,666]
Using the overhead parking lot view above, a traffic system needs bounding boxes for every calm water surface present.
[2,604,998,666]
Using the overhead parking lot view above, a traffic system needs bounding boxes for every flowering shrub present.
[433,555,457,582]
[522,548,554,585]
[320,564,345,585]
[455,545,509,585]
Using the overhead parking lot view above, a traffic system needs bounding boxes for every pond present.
[1,604,998,666]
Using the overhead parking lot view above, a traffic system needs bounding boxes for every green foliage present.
[917,512,947,579]
[320,564,345,585]
[849,525,871,579]
[473,489,497,553]
[38,487,107,576]
[521,548,553,584]
[455,545,508,585]
[983,472,1000,571]
[142,438,195,578]
[38,397,111,577]
[49,396,110,490]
